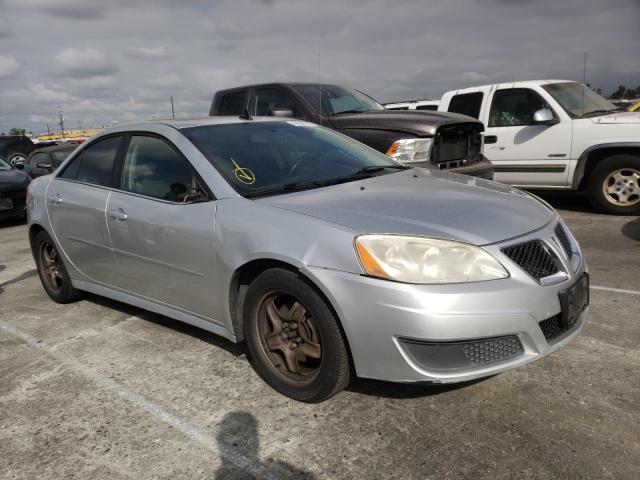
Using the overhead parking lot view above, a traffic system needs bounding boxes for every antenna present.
[58,110,65,139]
[318,53,323,126]
[581,51,587,113]
[171,96,175,119]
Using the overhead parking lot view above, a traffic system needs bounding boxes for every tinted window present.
[59,154,82,179]
[448,92,483,118]
[292,84,384,115]
[121,135,195,201]
[386,106,409,110]
[75,136,121,186]
[218,91,246,115]
[251,88,303,118]
[50,148,75,166]
[489,89,553,127]
[416,104,437,111]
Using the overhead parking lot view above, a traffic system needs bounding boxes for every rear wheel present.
[34,230,84,303]
[586,154,640,215]
[243,268,350,402]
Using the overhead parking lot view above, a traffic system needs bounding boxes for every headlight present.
[355,235,509,284]
[386,138,432,163]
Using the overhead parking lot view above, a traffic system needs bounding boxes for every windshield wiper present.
[245,180,330,198]
[331,109,370,116]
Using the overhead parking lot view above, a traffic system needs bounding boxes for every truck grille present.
[431,123,483,170]
[502,240,560,281]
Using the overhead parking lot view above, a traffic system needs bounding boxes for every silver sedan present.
[26,117,589,402]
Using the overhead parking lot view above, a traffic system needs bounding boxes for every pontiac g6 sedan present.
[27,117,589,402]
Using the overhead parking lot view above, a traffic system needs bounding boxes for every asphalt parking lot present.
[1,192,639,480]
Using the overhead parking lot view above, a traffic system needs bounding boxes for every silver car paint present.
[28,117,587,384]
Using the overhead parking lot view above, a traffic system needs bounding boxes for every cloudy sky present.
[0,0,638,134]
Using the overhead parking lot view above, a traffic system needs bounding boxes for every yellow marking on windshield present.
[231,158,256,185]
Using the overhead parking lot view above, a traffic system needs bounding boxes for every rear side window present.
[120,135,195,201]
[448,92,483,119]
[75,136,122,186]
[251,87,304,118]
[218,91,246,115]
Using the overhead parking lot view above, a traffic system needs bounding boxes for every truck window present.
[416,104,437,111]
[489,89,552,127]
[218,91,246,115]
[448,92,483,118]
[251,87,303,118]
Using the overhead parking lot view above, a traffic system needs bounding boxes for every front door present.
[105,134,219,320]
[46,136,123,285]
[483,88,572,187]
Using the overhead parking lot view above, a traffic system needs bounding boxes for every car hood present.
[329,110,482,136]
[257,169,555,245]
[590,112,640,124]
[0,168,30,190]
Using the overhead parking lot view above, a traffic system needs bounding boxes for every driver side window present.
[251,88,304,118]
[121,135,202,202]
[489,89,553,127]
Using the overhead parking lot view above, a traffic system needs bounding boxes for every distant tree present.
[610,85,627,100]
[8,127,26,136]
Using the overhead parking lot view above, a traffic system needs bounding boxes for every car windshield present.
[0,156,11,170]
[182,121,405,197]
[292,84,385,116]
[542,82,620,118]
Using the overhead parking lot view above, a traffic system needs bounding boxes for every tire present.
[34,230,84,303]
[243,268,351,402]
[586,154,640,215]
[8,152,27,166]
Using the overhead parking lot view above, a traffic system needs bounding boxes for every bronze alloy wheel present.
[255,291,323,385]
[602,168,640,207]
[39,240,64,293]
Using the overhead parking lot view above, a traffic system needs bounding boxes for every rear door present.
[46,135,123,285]
[481,88,572,187]
[105,134,219,320]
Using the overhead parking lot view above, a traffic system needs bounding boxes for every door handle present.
[48,194,63,206]
[484,135,498,144]
[108,208,128,221]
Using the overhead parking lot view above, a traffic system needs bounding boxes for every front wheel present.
[243,268,351,402]
[586,154,640,215]
[8,152,27,166]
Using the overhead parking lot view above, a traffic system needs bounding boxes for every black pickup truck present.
[209,83,494,178]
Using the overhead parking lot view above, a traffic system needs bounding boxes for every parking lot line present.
[591,285,640,296]
[0,317,281,480]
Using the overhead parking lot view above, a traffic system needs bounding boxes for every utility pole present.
[170,96,175,119]
[58,111,65,139]
[46,123,51,137]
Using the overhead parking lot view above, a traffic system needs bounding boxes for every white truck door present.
[481,87,572,187]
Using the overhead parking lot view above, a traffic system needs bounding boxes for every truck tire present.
[8,152,27,166]
[586,154,640,215]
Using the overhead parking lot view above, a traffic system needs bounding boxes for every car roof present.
[123,116,293,130]
[32,143,77,153]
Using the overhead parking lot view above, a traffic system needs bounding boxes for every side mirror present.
[36,162,53,169]
[533,108,557,125]
[270,108,294,118]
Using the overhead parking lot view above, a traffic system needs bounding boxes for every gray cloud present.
[0,0,638,133]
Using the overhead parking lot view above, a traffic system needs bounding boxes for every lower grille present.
[462,336,524,366]
[502,240,559,281]
[539,313,570,343]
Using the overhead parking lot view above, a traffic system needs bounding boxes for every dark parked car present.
[24,143,77,178]
[210,83,494,178]
[0,156,30,220]
[0,135,37,167]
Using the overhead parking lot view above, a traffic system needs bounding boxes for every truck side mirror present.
[270,108,294,118]
[533,108,557,125]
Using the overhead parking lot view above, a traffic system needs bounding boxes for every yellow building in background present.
[35,128,102,142]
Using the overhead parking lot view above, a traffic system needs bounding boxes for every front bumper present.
[304,220,587,384]
[413,156,494,180]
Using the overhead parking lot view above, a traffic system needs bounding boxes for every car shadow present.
[84,294,245,357]
[212,411,315,479]
[528,190,595,214]
[347,376,490,399]
[621,217,640,241]
[0,216,27,228]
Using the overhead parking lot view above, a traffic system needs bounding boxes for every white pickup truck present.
[438,80,640,214]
